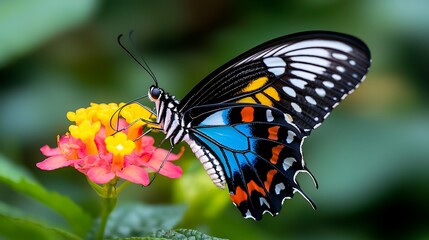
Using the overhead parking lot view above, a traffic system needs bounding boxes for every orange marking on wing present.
[268,126,280,140]
[230,186,248,206]
[247,180,266,197]
[241,107,254,122]
[264,169,277,191]
[270,145,284,164]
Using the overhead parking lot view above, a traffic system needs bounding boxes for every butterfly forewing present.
[179,31,371,134]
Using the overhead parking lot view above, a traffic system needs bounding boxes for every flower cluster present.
[37,103,183,186]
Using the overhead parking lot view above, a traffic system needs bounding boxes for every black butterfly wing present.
[176,31,371,220]
[179,31,371,134]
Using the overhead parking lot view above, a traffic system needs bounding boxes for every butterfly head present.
[148,85,163,102]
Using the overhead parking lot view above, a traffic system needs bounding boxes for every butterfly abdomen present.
[185,137,226,189]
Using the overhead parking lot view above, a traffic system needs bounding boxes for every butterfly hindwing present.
[186,104,315,220]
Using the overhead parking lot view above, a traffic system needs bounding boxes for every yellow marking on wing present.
[263,87,280,101]
[237,97,257,104]
[255,93,273,106]
[242,77,269,93]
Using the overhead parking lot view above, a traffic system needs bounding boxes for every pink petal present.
[158,162,183,178]
[136,136,156,154]
[36,156,74,170]
[116,165,149,186]
[140,136,155,147]
[40,145,61,157]
[86,167,115,184]
[138,156,182,179]
[94,127,108,155]
[152,146,184,162]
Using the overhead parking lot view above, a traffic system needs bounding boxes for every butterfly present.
[133,31,371,220]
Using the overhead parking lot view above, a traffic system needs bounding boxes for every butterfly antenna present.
[117,33,159,87]
[109,95,155,132]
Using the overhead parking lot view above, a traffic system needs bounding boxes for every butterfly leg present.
[147,143,174,186]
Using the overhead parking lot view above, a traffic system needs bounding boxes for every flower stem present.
[94,182,117,240]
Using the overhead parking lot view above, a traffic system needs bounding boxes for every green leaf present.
[0,155,92,236]
[0,213,81,240]
[0,153,36,181]
[105,238,165,240]
[147,229,227,240]
[98,202,186,239]
[0,0,99,66]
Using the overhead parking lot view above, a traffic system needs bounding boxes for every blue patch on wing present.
[224,150,241,175]
[234,124,252,137]
[197,126,249,151]
[194,132,243,179]
[244,152,258,165]
[198,109,231,126]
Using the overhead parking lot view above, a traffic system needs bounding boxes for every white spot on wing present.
[283,157,295,171]
[263,56,287,67]
[268,67,285,76]
[332,74,342,81]
[286,130,296,144]
[290,79,307,89]
[332,53,348,60]
[315,88,326,97]
[275,183,285,194]
[263,57,287,76]
[336,66,346,72]
[282,86,296,97]
[323,81,334,88]
[305,96,317,105]
[292,70,316,81]
[291,102,302,113]
[260,197,270,207]
[266,109,274,122]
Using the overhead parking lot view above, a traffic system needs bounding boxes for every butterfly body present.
[147,31,371,220]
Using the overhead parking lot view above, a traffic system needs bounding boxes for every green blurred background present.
[1,0,428,239]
